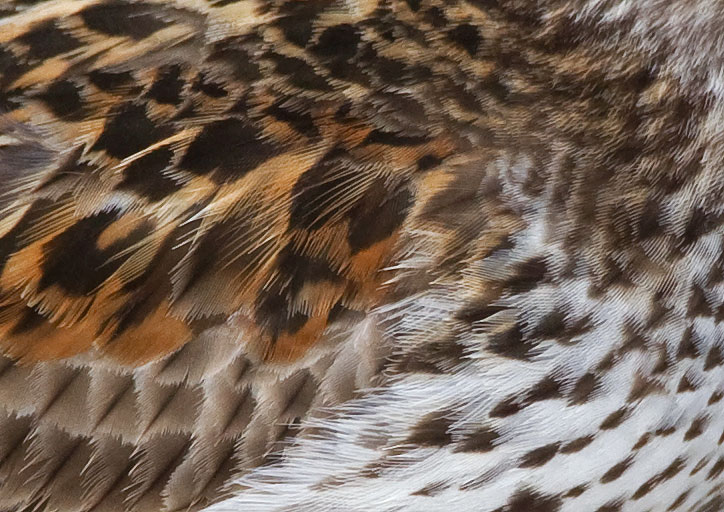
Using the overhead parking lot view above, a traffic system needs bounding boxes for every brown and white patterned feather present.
[1,0,724,511]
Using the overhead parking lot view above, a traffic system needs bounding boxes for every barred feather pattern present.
[1,0,724,511]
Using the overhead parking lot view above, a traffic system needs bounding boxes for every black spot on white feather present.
[519,443,559,468]
[487,324,538,360]
[599,408,629,430]
[406,411,454,447]
[633,457,686,498]
[489,396,522,418]
[704,345,724,370]
[454,426,499,453]
[560,435,594,453]
[684,416,708,441]
[505,487,561,512]
[677,326,701,360]
[569,372,598,405]
[600,457,633,483]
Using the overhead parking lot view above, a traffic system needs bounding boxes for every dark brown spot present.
[417,154,443,171]
[396,339,465,374]
[677,327,701,360]
[208,43,261,81]
[276,0,329,47]
[0,46,22,96]
[707,457,724,480]
[289,147,350,231]
[313,24,360,60]
[488,324,537,360]
[9,306,47,336]
[208,0,244,6]
[532,311,565,338]
[411,481,448,497]
[271,54,333,91]
[632,433,651,450]
[677,374,697,393]
[596,351,616,372]
[404,0,421,11]
[600,457,633,483]
[347,183,412,254]
[506,257,548,294]
[38,80,86,120]
[483,72,512,102]
[519,443,559,468]
[652,347,670,374]
[180,118,276,182]
[668,489,691,511]
[191,73,227,98]
[564,485,587,498]
[627,375,665,402]
[704,345,724,370]
[655,426,676,437]
[456,303,506,324]
[684,416,708,441]
[690,456,710,475]
[600,408,629,430]
[147,65,184,105]
[687,285,713,318]
[406,411,453,447]
[118,147,179,201]
[88,69,135,91]
[619,329,647,353]
[447,23,481,55]
[363,129,430,147]
[454,427,500,453]
[637,199,662,239]
[633,457,686,499]
[682,208,721,247]
[80,1,169,40]
[423,7,447,28]
[560,435,594,454]
[569,372,598,405]
[595,503,623,512]
[19,21,81,61]
[708,391,723,405]
[92,103,169,159]
[489,396,522,418]
[525,375,563,404]
[506,487,561,512]
[265,100,319,138]
[40,211,148,295]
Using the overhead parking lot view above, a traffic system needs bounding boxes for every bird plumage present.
[1,0,724,511]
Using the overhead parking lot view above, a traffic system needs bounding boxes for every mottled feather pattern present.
[1,0,724,511]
